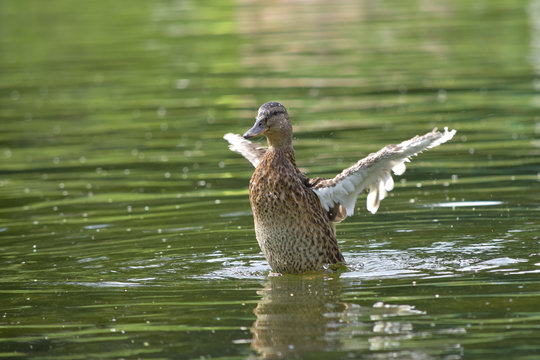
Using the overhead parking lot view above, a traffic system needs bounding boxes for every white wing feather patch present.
[223,133,266,167]
[313,127,456,216]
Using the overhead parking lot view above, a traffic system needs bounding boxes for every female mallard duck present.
[224,102,456,274]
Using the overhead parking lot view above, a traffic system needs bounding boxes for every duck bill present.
[243,119,266,139]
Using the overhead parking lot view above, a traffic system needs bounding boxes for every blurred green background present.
[1,1,539,359]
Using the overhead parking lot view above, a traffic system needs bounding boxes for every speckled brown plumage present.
[249,141,344,274]
[224,101,456,274]
[240,102,344,273]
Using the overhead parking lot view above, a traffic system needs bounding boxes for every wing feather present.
[223,133,266,167]
[313,127,456,217]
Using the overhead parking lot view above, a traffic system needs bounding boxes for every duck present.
[224,102,456,274]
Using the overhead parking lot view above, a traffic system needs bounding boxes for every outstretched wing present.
[312,127,456,217]
[223,133,266,167]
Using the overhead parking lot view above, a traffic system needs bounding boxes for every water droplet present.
[157,107,167,118]
[10,90,20,100]
[176,79,190,89]
[437,89,447,102]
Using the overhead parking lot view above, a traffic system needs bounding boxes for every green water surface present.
[1,0,539,359]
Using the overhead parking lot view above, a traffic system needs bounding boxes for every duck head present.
[243,102,292,148]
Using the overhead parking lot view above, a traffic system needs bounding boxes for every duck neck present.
[268,143,296,165]
[267,134,292,149]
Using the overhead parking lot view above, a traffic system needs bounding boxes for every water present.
[1,0,539,359]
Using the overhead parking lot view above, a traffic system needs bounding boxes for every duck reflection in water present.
[225,102,456,274]
[250,275,344,358]
[249,275,445,359]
